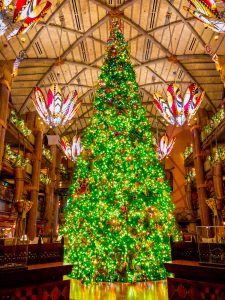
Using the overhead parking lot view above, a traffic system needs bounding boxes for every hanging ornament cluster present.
[153,83,205,126]
[157,134,176,160]
[12,49,26,77]
[0,0,52,39]
[183,0,225,32]
[33,84,81,127]
[60,135,83,161]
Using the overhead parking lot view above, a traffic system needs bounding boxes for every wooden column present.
[14,167,25,201]
[14,167,26,238]
[213,162,224,212]
[0,62,13,171]
[186,182,193,211]
[27,128,43,240]
[52,149,63,236]
[0,83,10,171]
[191,125,210,225]
[44,144,57,237]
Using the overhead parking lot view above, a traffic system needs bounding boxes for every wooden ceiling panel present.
[2,0,222,135]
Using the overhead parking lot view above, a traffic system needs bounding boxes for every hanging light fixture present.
[33,84,81,127]
[183,0,225,33]
[157,134,176,160]
[153,83,205,126]
[60,135,83,161]
[0,0,52,39]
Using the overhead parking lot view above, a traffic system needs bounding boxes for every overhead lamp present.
[154,83,205,126]
[33,84,81,127]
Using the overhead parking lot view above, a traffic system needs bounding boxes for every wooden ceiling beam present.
[139,81,191,87]
[25,0,69,53]
[61,15,109,59]
[122,15,217,111]
[19,16,108,114]
[61,89,96,136]
[89,0,112,11]
[129,17,195,44]
[37,22,84,36]
[163,0,205,48]
[19,58,100,71]
[89,0,138,11]
[41,83,93,89]
[119,0,139,10]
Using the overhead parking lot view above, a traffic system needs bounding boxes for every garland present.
[59,163,68,180]
[211,109,225,127]
[4,144,30,168]
[183,145,193,159]
[42,146,53,162]
[201,108,225,142]
[207,145,225,164]
[40,173,51,185]
[185,168,196,183]
[9,110,31,137]
[59,164,67,175]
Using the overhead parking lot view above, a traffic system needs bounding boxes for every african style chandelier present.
[153,83,205,126]
[33,84,81,127]
[183,0,225,33]
[0,0,52,39]
[157,134,176,160]
[60,136,83,161]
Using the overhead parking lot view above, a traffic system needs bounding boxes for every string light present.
[62,21,180,284]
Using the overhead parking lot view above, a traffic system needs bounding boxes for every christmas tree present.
[62,21,179,284]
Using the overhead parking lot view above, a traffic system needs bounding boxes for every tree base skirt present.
[69,278,168,300]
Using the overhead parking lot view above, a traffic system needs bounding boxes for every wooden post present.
[44,144,57,237]
[191,125,210,225]
[0,85,10,171]
[52,149,63,236]
[14,167,25,201]
[27,113,44,240]
[186,182,193,211]
[0,62,13,171]
[14,167,25,238]
[213,162,224,212]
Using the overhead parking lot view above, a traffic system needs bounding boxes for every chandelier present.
[183,0,225,33]
[153,83,205,126]
[33,84,81,127]
[60,136,83,161]
[0,0,52,39]
[157,134,176,160]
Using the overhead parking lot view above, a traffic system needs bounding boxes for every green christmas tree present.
[62,21,179,284]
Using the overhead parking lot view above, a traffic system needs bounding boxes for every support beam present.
[27,129,43,239]
[0,62,12,171]
[61,88,95,136]
[191,124,210,225]
[163,0,205,48]
[44,144,57,237]
[121,15,216,111]
[25,0,69,53]
[19,16,109,114]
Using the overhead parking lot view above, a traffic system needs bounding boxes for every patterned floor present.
[69,279,168,300]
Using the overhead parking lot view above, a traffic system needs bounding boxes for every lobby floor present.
[69,279,168,300]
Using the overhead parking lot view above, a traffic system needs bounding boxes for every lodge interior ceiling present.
[1,0,224,138]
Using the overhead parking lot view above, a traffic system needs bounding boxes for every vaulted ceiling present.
[1,0,224,137]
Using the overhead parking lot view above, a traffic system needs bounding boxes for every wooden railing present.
[0,237,64,268]
[171,239,225,265]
